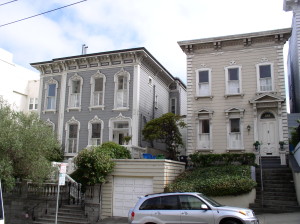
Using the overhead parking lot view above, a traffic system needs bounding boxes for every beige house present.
[178,28,291,159]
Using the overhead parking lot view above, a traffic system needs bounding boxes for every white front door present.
[259,119,278,156]
[113,177,153,217]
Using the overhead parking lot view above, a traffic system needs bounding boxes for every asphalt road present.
[99,212,300,224]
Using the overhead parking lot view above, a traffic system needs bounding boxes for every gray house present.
[31,47,186,159]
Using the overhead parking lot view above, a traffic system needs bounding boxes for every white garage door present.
[113,177,153,217]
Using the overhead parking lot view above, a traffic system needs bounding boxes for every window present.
[29,98,38,110]
[170,98,176,114]
[225,66,241,94]
[114,69,130,109]
[225,108,244,150]
[44,78,58,111]
[65,117,80,154]
[148,76,153,86]
[68,74,83,110]
[179,195,206,210]
[140,197,161,210]
[197,109,213,150]
[257,63,273,92]
[88,116,103,146]
[109,113,131,145]
[196,69,211,96]
[90,71,106,109]
[160,196,180,210]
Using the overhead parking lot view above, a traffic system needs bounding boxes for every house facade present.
[178,28,291,157]
[284,0,300,113]
[0,48,39,113]
[31,47,186,158]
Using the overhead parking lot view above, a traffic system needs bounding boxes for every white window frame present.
[148,76,153,87]
[170,97,177,114]
[88,115,104,147]
[65,116,80,155]
[114,69,130,110]
[225,108,245,150]
[45,118,55,132]
[89,71,106,110]
[195,68,212,97]
[225,66,242,95]
[29,97,38,110]
[44,78,58,112]
[256,63,274,92]
[67,73,83,111]
[197,109,213,150]
[108,113,132,145]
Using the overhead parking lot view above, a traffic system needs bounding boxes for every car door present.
[179,195,214,224]
[151,195,181,224]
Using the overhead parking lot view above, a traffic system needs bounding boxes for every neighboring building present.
[178,28,291,157]
[31,47,186,158]
[0,48,39,112]
[284,0,300,113]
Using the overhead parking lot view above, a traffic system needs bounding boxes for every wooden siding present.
[101,159,185,218]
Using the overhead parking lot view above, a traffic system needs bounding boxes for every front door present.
[258,112,278,156]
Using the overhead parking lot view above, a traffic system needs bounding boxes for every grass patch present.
[164,165,256,196]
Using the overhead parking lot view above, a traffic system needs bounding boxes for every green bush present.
[189,153,255,167]
[164,165,256,196]
[95,142,131,159]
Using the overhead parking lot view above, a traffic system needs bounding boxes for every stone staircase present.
[250,156,300,214]
[32,204,90,224]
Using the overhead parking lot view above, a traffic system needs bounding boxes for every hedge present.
[164,165,256,196]
[189,153,256,167]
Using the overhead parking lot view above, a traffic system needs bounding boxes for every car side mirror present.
[201,204,209,210]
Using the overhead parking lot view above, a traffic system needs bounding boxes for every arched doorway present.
[258,111,278,156]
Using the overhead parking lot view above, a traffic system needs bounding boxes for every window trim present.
[89,71,106,111]
[45,118,55,132]
[113,69,130,110]
[44,78,58,113]
[256,62,274,93]
[225,107,245,150]
[65,116,80,155]
[195,68,212,98]
[170,97,177,114]
[29,97,38,110]
[196,109,213,150]
[224,65,242,96]
[67,73,83,111]
[108,113,132,145]
[88,115,104,147]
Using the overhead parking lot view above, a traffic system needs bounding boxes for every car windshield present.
[198,194,223,207]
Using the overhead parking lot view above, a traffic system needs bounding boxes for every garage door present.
[113,177,153,217]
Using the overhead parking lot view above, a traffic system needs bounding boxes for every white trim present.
[256,62,274,93]
[132,65,140,146]
[88,115,104,147]
[170,97,177,114]
[65,116,80,153]
[196,109,214,150]
[45,118,55,132]
[224,65,242,95]
[57,73,67,144]
[89,70,106,111]
[108,113,132,144]
[195,68,212,97]
[43,77,58,113]
[67,73,83,111]
[114,68,130,110]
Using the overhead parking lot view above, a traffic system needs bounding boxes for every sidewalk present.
[257,212,300,224]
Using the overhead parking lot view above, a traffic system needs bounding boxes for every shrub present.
[96,142,131,159]
[189,153,255,167]
[164,165,256,196]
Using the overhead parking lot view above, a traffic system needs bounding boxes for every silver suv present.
[128,192,259,224]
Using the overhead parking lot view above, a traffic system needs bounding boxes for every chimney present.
[82,44,88,55]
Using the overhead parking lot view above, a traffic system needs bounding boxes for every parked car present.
[128,192,259,224]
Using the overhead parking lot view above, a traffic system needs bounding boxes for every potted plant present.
[253,141,260,151]
[123,135,132,145]
[279,141,285,150]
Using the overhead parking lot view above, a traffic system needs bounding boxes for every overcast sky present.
[0,0,293,83]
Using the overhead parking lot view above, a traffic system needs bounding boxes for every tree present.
[142,113,186,160]
[0,99,63,190]
[71,142,131,189]
[290,119,300,148]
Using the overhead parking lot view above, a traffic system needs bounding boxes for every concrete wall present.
[212,189,256,209]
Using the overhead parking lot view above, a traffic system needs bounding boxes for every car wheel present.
[223,219,241,224]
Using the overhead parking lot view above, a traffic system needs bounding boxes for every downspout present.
[152,85,156,119]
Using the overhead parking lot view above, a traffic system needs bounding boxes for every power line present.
[0,0,18,7]
[0,0,87,28]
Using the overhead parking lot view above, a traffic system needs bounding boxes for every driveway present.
[99,212,300,224]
